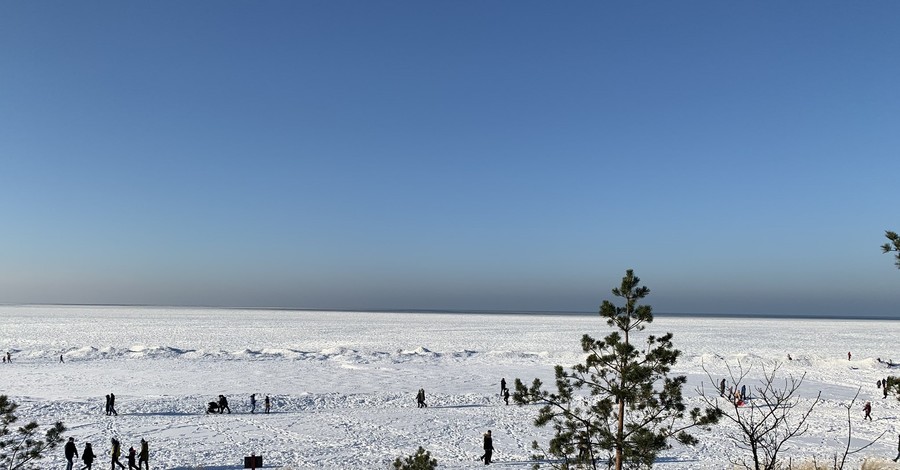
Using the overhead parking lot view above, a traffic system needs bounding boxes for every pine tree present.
[0,395,66,470]
[514,270,720,469]
[392,446,437,470]
[882,230,900,269]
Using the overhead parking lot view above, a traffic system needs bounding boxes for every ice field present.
[1,305,899,469]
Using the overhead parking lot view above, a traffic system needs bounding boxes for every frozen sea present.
[1,305,899,469]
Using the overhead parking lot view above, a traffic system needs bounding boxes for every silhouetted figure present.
[264,395,271,414]
[105,395,111,416]
[416,388,427,408]
[109,393,118,416]
[500,378,506,396]
[110,438,125,470]
[218,395,231,414]
[787,354,792,361]
[863,401,872,421]
[65,437,79,470]
[250,393,257,414]
[60,354,65,363]
[82,442,95,470]
[479,430,494,465]
[138,438,149,470]
[848,351,852,361]
[740,384,747,401]
[503,388,510,405]
[719,378,726,397]
[127,446,138,470]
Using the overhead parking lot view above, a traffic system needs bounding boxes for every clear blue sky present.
[2,2,899,316]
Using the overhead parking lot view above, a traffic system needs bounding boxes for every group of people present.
[65,437,148,470]
[207,394,271,414]
[249,393,271,414]
[500,378,510,405]
[718,379,749,406]
[104,393,118,416]
[1,351,11,363]
[416,388,428,408]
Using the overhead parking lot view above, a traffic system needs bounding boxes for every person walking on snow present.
[250,393,257,413]
[479,430,494,465]
[138,438,148,470]
[65,437,79,470]
[264,395,271,414]
[109,393,118,416]
[110,438,125,470]
[500,378,506,396]
[81,442,95,470]
[127,446,138,470]
[863,401,872,420]
[719,378,726,397]
[503,388,510,405]
[848,351,852,361]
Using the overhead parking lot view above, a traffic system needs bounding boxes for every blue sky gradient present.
[2,2,899,316]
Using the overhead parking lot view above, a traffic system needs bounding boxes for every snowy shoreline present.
[2,306,899,469]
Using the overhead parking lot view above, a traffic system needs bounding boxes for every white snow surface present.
[1,305,899,469]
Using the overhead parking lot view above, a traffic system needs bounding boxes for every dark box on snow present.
[243,455,263,468]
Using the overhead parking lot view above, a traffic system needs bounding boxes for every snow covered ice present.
[2,305,899,469]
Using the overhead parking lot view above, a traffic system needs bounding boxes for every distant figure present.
[884,380,890,399]
[719,378,726,397]
[863,401,872,420]
[65,437,79,470]
[6,352,10,363]
[787,354,792,361]
[416,388,427,408]
[110,438,125,470]
[127,446,138,470]
[500,378,507,396]
[105,394,111,416]
[479,429,494,465]
[878,379,883,389]
[264,395,271,414]
[109,393,118,416]
[740,385,747,401]
[893,434,900,462]
[503,388,510,405]
[848,351,852,361]
[82,442,95,470]
[60,354,65,363]
[250,393,257,413]
[218,395,231,414]
[138,438,148,470]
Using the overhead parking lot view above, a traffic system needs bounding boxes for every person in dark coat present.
[65,437,79,470]
[127,446,138,470]
[105,395,111,416]
[81,442,95,470]
[719,378,726,397]
[250,393,257,414]
[264,395,271,414]
[479,430,494,465]
[740,384,747,401]
[500,378,506,396]
[109,393,118,416]
[503,388,510,405]
[863,401,872,420]
[218,395,231,414]
[138,438,149,470]
[110,438,126,470]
